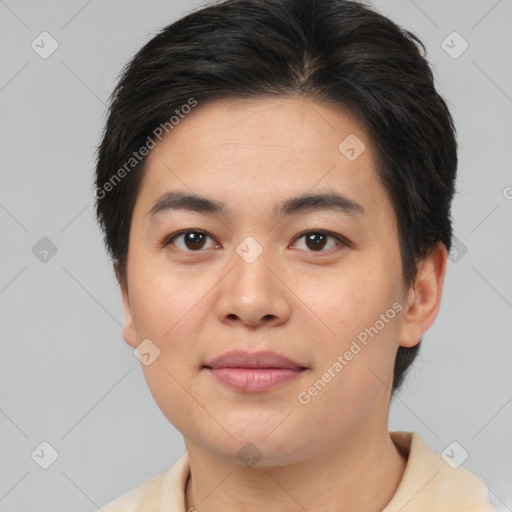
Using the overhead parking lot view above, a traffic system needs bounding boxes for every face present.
[120,96,437,465]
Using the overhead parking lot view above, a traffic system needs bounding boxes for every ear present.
[398,241,448,348]
[114,260,138,348]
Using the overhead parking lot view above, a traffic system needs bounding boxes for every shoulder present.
[385,431,497,512]
[99,471,168,512]
[98,452,190,512]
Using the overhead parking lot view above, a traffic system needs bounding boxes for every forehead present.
[156,95,371,159]
[136,96,393,224]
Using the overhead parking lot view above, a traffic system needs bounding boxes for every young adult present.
[94,1,496,510]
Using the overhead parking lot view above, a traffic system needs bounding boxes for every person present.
[94,0,496,510]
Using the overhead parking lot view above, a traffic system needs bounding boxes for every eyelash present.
[161,229,350,255]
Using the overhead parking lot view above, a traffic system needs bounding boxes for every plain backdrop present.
[0,1,511,511]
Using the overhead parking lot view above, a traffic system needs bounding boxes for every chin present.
[219,428,309,466]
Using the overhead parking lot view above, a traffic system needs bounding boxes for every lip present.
[204,350,305,370]
[203,350,308,393]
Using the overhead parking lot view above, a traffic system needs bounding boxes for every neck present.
[184,425,407,512]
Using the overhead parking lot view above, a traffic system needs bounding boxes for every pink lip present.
[203,350,307,393]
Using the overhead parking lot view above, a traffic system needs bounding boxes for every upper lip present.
[204,350,306,370]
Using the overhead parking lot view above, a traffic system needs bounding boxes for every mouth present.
[203,350,308,393]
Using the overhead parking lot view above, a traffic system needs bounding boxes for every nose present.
[214,244,292,329]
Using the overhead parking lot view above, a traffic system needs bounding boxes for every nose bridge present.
[215,234,290,326]
[232,234,278,297]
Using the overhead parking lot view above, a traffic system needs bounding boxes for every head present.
[94,0,456,462]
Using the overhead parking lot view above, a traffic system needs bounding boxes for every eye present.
[162,229,348,254]
[163,230,219,252]
[291,230,347,253]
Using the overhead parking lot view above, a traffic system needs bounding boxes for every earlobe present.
[121,286,138,348]
[114,261,138,348]
[398,242,448,348]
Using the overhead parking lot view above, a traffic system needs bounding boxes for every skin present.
[119,95,447,512]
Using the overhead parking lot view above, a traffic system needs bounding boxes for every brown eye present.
[164,230,217,251]
[292,230,346,253]
[304,232,328,251]
[182,232,207,250]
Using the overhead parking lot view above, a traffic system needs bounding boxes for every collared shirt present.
[99,431,497,511]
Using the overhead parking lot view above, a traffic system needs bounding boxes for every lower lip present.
[206,367,305,392]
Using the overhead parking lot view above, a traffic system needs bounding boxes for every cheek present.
[294,275,403,428]
[128,267,211,429]
[302,261,401,339]
[296,257,404,398]
[128,260,201,341]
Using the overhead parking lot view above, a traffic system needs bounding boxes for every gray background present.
[0,0,511,510]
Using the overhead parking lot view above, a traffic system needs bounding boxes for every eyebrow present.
[148,190,365,220]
